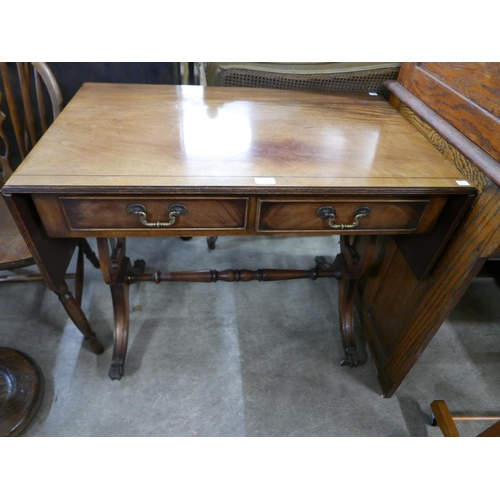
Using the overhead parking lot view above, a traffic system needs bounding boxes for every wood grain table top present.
[3,83,473,194]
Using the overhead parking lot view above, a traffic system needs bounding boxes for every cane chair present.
[0,62,100,305]
[198,62,402,249]
[430,400,500,437]
[202,62,401,98]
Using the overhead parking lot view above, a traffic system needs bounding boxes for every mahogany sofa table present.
[2,83,476,396]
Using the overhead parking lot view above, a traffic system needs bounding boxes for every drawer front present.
[256,198,439,232]
[61,196,248,231]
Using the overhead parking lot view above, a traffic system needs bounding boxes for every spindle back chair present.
[0,62,99,304]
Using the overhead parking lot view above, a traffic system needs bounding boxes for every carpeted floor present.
[1,235,499,436]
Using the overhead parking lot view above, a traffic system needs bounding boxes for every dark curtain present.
[1,62,181,170]
[48,62,181,103]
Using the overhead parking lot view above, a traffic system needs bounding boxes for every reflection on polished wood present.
[3,84,477,394]
[7,84,469,191]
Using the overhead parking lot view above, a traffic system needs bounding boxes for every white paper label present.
[456,180,471,186]
[254,177,276,184]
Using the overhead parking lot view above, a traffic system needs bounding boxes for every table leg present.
[317,235,377,366]
[56,280,104,355]
[96,234,377,380]
[337,258,360,367]
[96,238,134,380]
[4,193,105,356]
[108,282,130,380]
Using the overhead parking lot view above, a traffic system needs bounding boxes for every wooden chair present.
[0,62,104,436]
[0,62,100,305]
[198,62,402,249]
[430,400,500,437]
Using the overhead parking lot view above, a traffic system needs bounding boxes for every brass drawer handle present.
[317,206,371,229]
[126,203,188,227]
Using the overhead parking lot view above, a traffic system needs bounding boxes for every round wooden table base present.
[0,348,44,437]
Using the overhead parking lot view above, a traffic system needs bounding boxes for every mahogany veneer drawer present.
[33,195,249,236]
[256,198,447,233]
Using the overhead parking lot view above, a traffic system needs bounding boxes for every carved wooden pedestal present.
[97,236,375,380]
[316,235,377,367]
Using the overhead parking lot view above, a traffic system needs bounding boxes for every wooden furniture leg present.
[55,280,104,355]
[108,282,130,380]
[317,235,378,366]
[97,238,132,380]
[207,236,218,249]
[97,235,352,382]
[74,239,100,306]
[336,257,360,366]
[78,238,101,268]
[4,193,104,355]
[430,400,460,436]
[74,242,84,306]
[431,400,500,437]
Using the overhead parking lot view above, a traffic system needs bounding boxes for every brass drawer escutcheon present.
[127,203,188,227]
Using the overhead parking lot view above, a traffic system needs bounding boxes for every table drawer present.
[59,196,249,232]
[256,198,446,233]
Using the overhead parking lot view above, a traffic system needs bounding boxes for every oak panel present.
[360,180,500,397]
[421,63,500,119]
[397,103,490,193]
[397,63,500,163]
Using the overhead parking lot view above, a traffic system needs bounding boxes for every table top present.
[4,83,472,194]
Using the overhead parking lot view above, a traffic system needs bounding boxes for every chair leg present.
[74,238,100,306]
[430,400,461,437]
[78,238,100,268]
[75,243,84,306]
[207,236,218,249]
